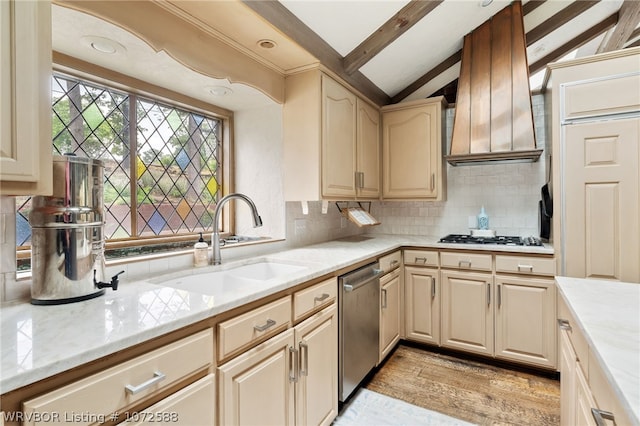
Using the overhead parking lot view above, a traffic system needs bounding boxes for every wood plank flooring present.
[365,344,560,425]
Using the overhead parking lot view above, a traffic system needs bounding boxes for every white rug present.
[333,388,475,426]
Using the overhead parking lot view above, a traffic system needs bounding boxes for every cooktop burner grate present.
[439,234,542,246]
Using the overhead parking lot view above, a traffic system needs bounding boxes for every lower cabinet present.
[494,275,556,368]
[218,304,337,426]
[558,296,631,426]
[22,329,215,426]
[123,374,216,425]
[404,266,439,345]
[440,270,494,356]
[218,329,296,425]
[294,305,338,426]
[379,268,401,363]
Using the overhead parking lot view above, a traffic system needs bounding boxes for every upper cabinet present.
[0,0,52,196]
[381,97,447,200]
[283,69,380,201]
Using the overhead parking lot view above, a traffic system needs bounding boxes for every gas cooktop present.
[439,234,542,246]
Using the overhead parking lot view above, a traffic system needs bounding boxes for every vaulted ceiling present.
[53,0,640,111]
[245,0,640,105]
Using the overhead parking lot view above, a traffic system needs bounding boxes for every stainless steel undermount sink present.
[154,259,309,297]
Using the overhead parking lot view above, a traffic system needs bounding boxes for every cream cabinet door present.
[441,270,493,356]
[294,304,338,426]
[404,266,439,346]
[356,99,380,198]
[321,74,357,198]
[575,365,598,426]
[0,0,52,196]
[563,117,640,282]
[218,329,295,426]
[379,269,401,362]
[123,374,215,425]
[494,276,556,368]
[381,98,444,200]
[559,328,577,426]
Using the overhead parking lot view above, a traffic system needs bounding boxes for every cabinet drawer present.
[218,296,291,360]
[563,73,640,120]
[23,329,214,425]
[441,252,492,271]
[558,295,589,377]
[495,255,556,276]
[403,249,439,267]
[379,251,401,273]
[293,277,337,321]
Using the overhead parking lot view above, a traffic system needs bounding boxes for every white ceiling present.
[52,0,637,111]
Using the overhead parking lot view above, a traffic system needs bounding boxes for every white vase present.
[477,206,489,230]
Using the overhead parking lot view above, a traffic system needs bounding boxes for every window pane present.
[17,73,224,253]
[135,98,220,237]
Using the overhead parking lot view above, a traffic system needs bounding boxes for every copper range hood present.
[446,1,542,166]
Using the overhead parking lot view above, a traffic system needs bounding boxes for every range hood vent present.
[446,1,542,166]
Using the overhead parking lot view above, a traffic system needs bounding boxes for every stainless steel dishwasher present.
[338,262,381,402]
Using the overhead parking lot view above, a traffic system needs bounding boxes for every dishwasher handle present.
[343,270,381,292]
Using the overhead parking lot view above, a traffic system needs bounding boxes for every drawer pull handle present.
[289,346,299,382]
[415,257,427,263]
[390,260,399,267]
[591,408,615,426]
[487,283,491,306]
[125,371,166,395]
[314,293,330,302]
[459,260,472,268]
[254,318,276,332]
[557,319,572,331]
[299,341,309,376]
[517,264,534,272]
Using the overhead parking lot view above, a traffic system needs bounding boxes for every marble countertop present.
[0,234,553,394]
[555,276,640,424]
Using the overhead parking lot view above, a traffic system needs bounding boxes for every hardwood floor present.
[365,343,560,425]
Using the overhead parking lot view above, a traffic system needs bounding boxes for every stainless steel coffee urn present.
[30,154,121,305]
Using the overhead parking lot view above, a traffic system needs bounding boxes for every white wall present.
[233,104,286,240]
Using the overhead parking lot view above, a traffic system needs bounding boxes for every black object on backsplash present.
[439,234,543,246]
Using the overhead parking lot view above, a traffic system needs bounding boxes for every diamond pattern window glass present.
[16,73,223,250]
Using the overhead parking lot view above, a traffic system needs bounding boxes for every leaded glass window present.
[16,73,223,252]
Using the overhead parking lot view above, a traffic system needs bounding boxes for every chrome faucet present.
[211,193,263,265]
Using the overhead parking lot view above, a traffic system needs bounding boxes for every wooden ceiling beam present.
[522,0,547,16]
[242,0,390,106]
[391,49,461,104]
[343,0,443,75]
[597,0,640,52]
[530,13,619,76]
[526,1,599,46]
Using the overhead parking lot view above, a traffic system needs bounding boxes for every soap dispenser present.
[477,206,489,230]
[193,233,209,267]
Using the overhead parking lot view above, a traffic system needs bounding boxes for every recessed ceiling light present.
[257,39,277,49]
[480,0,493,7]
[207,86,233,97]
[81,36,125,55]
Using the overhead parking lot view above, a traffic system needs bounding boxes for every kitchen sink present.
[154,259,310,297]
